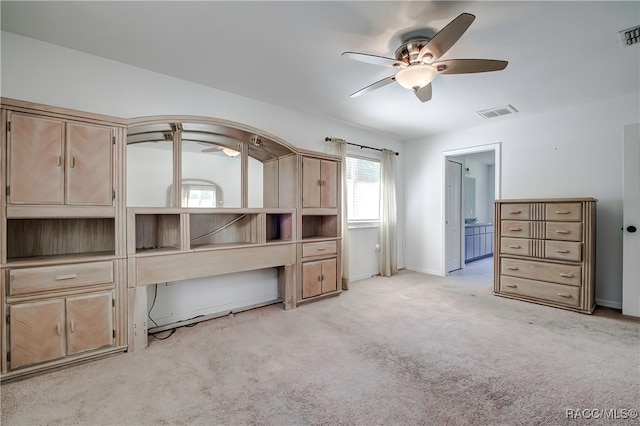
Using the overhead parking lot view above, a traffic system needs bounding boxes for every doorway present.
[443,143,501,277]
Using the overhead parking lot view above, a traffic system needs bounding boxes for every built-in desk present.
[464,223,494,262]
[127,208,297,350]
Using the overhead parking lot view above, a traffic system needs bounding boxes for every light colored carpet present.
[1,269,638,425]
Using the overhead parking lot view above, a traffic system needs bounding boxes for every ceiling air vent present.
[477,104,518,120]
[620,25,640,47]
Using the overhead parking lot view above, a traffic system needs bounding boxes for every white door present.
[446,160,463,272]
[623,124,640,317]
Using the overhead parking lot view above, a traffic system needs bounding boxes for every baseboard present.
[404,266,443,276]
[349,273,377,282]
[595,298,622,310]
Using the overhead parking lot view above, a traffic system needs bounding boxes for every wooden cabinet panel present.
[320,258,337,293]
[302,157,321,208]
[66,292,114,355]
[302,261,322,299]
[302,240,337,258]
[66,123,113,205]
[9,299,66,369]
[8,114,65,204]
[320,160,337,208]
[302,258,337,299]
[302,157,338,208]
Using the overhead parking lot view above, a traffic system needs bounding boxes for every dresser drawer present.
[501,204,531,220]
[302,241,337,258]
[500,238,530,256]
[545,241,582,262]
[500,276,580,307]
[8,261,114,296]
[546,222,582,242]
[500,258,581,286]
[545,203,582,221]
[501,221,531,238]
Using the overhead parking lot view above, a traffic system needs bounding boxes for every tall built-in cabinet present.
[1,99,342,380]
[1,99,127,381]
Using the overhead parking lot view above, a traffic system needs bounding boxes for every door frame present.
[442,143,502,276]
[445,159,463,273]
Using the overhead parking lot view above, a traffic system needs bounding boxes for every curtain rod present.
[325,137,399,156]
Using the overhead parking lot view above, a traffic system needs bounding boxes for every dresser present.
[493,198,596,313]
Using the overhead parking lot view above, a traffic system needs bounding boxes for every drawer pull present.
[555,230,570,234]
[509,227,522,231]
[54,274,78,281]
[505,283,517,288]
[316,247,326,251]
[554,249,570,253]
[557,293,573,298]
[555,210,571,215]
[508,210,522,215]
[506,266,519,270]
[508,245,521,249]
[559,273,574,278]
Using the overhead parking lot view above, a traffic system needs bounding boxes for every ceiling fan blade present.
[433,59,508,74]
[342,51,404,68]
[349,76,396,98]
[418,13,476,62]
[414,84,432,102]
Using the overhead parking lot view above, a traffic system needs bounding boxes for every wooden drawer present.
[8,261,114,296]
[546,222,583,242]
[545,203,582,221]
[545,241,582,262]
[302,241,337,258]
[500,237,530,256]
[501,221,530,238]
[500,258,581,286]
[501,204,530,220]
[500,276,580,307]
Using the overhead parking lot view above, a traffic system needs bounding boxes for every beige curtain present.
[379,149,398,277]
[328,139,350,290]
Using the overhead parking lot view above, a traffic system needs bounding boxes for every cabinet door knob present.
[70,321,75,333]
[56,323,61,336]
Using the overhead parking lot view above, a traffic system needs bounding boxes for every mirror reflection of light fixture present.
[394,64,437,89]
[222,147,240,157]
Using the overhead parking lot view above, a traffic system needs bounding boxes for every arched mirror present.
[126,118,296,208]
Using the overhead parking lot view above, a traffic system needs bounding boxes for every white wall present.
[405,93,639,308]
[1,31,405,324]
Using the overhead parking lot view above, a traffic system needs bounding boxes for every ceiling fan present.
[342,13,508,102]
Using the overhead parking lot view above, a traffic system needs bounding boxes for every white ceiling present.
[2,1,639,141]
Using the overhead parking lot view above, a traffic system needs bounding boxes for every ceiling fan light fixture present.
[222,147,240,157]
[395,64,437,90]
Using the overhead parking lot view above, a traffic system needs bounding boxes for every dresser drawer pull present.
[509,227,522,231]
[555,230,570,234]
[505,283,517,288]
[559,272,574,278]
[508,210,522,215]
[508,245,521,249]
[506,266,519,270]
[554,249,570,253]
[54,274,78,281]
[555,210,571,215]
[315,247,326,251]
[557,293,573,298]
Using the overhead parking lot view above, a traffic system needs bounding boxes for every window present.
[346,156,380,227]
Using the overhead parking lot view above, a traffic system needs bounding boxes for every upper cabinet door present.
[302,157,338,208]
[320,160,337,208]
[66,123,113,205]
[8,113,65,204]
